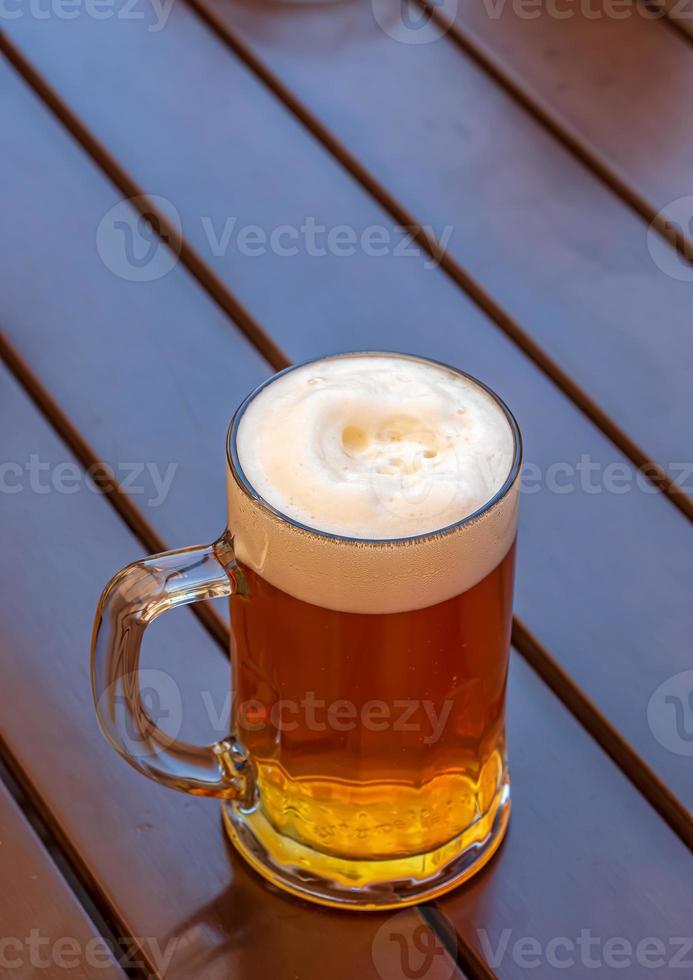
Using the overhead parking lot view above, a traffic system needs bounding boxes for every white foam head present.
[227,353,520,614]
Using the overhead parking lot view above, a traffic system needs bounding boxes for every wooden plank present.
[0,26,692,822]
[445,654,693,977]
[0,364,447,980]
[1,41,693,975]
[2,333,693,980]
[197,0,693,497]
[443,0,693,211]
[658,0,693,38]
[7,2,693,498]
[0,781,124,980]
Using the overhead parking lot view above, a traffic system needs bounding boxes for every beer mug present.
[91,352,521,910]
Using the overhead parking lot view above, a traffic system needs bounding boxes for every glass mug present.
[91,351,521,910]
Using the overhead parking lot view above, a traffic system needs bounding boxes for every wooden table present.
[1,2,692,976]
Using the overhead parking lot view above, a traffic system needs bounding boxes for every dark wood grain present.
[3,351,693,980]
[443,0,693,214]
[0,361,453,980]
[195,0,693,498]
[658,0,693,38]
[7,0,693,499]
[0,781,124,979]
[0,38,692,827]
[444,654,693,978]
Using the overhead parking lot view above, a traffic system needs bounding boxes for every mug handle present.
[90,532,249,800]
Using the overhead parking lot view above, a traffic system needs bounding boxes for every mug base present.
[221,776,510,911]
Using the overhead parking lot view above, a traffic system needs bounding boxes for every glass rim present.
[226,350,523,546]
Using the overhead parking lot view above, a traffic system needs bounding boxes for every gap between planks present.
[414,0,693,275]
[4,324,691,855]
[0,29,690,525]
[0,742,154,980]
[190,1,693,521]
[0,27,691,967]
[1,319,691,980]
[0,13,690,854]
[641,0,693,46]
[0,323,484,978]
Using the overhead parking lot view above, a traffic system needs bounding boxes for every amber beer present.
[91,350,521,911]
[223,351,521,905]
[231,544,515,862]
